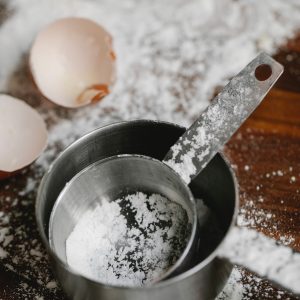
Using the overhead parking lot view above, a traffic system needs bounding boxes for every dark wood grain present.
[222,40,300,299]
[225,47,300,250]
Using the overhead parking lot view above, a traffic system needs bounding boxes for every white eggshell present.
[0,95,48,174]
[30,17,116,108]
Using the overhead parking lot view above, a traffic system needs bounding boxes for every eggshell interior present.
[30,17,116,108]
[0,95,48,173]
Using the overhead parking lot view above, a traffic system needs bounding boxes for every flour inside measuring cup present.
[65,192,191,287]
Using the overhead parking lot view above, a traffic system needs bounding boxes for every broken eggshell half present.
[29,17,116,108]
[0,95,48,180]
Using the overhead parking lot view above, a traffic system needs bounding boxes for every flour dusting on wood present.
[0,0,300,298]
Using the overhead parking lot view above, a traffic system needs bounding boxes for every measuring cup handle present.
[164,53,283,185]
[217,226,300,295]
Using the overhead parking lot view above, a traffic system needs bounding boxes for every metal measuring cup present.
[48,52,283,287]
[41,54,300,293]
[37,120,237,300]
[49,154,199,284]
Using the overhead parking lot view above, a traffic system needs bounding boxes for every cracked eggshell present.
[30,17,116,108]
[0,95,48,179]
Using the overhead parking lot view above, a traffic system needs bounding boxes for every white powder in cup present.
[66,192,191,287]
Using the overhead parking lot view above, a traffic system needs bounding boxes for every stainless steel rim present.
[48,153,198,284]
[36,119,239,291]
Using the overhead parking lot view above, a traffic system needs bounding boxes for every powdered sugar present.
[66,192,190,287]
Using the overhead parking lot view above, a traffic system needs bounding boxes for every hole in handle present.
[255,64,272,81]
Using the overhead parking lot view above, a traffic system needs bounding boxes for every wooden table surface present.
[223,39,300,299]
[0,24,300,300]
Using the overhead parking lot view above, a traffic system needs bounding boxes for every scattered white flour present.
[2,0,300,146]
[219,226,300,294]
[0,0,299,298]
[216,268,244,300]
[66,192,190,287]
[217,265,298,300]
